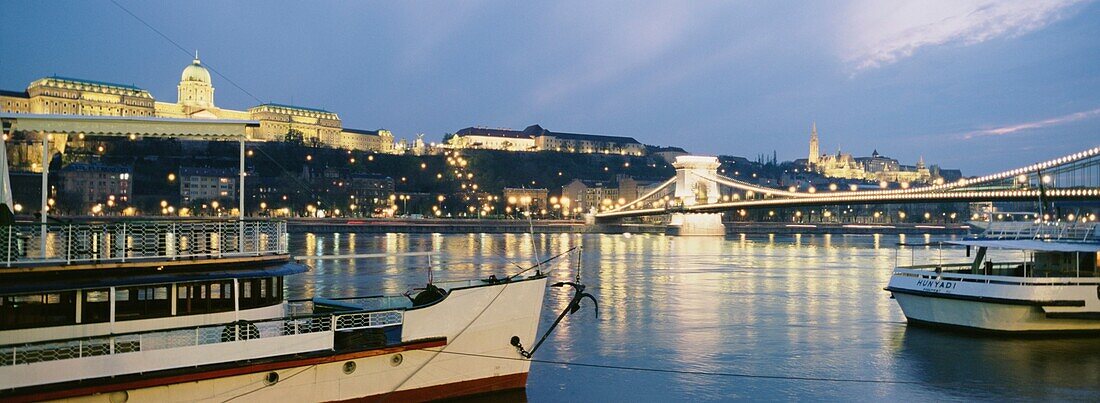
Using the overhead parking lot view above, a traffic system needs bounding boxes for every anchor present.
[511,281,598,359]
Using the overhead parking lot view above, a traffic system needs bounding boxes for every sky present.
[1,0,1098,174]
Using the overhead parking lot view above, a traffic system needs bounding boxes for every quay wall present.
[287,219,971,235]
[27,216,971,236]
[722,222,971,235]
[287,218,587,234]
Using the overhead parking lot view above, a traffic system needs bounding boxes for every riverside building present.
[0,54,399,170]
[445,124,646,156]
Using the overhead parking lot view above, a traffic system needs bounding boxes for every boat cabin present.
[0,220,299,344]
[900,221,1100,278]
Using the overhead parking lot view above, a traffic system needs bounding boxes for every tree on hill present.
[284,129,304,145]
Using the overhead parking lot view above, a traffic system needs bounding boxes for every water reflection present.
[287,232,1099,401]
[894,327,1100,401]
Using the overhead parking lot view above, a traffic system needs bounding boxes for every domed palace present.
[0,53,396,169]
[175,52,217,110]
[154,52,250,120]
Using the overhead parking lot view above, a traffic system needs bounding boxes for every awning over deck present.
[949,239,1100,253]
[0,113,258,140]
[1,113,257,222]
[0,262,308,295]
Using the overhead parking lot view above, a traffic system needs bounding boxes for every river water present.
[287,232,1100,402]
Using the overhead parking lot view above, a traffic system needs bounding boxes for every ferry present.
[886,220,1100,333]
[0,219,556,402]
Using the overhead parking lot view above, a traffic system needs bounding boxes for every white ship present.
[0,220,559,401]
[886,221,1100,333]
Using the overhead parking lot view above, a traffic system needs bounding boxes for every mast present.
[0,123,13,225]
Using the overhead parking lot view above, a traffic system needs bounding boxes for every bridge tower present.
[670,156,725,236]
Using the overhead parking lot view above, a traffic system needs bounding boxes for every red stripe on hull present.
[3,339,447,403]
[336,372,529,403]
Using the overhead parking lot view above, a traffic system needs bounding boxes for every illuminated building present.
[804,124,934,184]
[58,163,133,206]
[445,124,646,155]
[562,179,620,213]
[179,167,237,203]
[503,188,549,210]
[0,55,398,162]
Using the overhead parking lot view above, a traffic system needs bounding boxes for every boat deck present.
[0,220,288,273]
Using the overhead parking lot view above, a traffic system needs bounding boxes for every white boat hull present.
[887,269,1100,333]
[8,277,548,402]
[892,292,1100,332]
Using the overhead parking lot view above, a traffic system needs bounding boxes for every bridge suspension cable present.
[608,177,676,212]
[596,145,1100,220]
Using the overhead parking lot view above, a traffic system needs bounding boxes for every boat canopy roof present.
[0,262,308,295]
[948,239,1100,253]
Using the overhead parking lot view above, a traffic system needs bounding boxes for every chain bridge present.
[594,146,1100,235]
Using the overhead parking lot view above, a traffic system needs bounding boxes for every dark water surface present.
[287,233,1100,402]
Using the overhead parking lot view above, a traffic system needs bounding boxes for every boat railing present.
[892,266,1100,285]
[981,221,1097,242]
[0,220,288,268]
[434,278,491,289]
[289,295,412,314]
[896,261,1031,277]
[0,308,403,367]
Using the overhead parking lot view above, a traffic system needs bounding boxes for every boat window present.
[211,281,234,311]
[176,281,234,315]
[0,292,77,330]
[239,276,284,310]
[82,289,111,324]
[115,285,172,321]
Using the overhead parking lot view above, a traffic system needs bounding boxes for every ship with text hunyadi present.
[886,220,1100,333]
[0,218,585,402]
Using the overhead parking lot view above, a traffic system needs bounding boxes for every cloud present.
[842,0,1086,71]
[964,107,1100,138]
[527,3,720,108]
[394,1,489,69]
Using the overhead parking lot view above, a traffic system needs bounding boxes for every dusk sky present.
[2,1,1098,174]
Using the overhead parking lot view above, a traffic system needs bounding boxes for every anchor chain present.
[511,281,598,359]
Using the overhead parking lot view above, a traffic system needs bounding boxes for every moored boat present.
[886,220,1100,333]
[0,219,556,402]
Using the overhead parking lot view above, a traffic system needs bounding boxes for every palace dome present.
[181,56,211,84]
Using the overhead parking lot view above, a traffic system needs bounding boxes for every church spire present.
[808,121,820,166]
